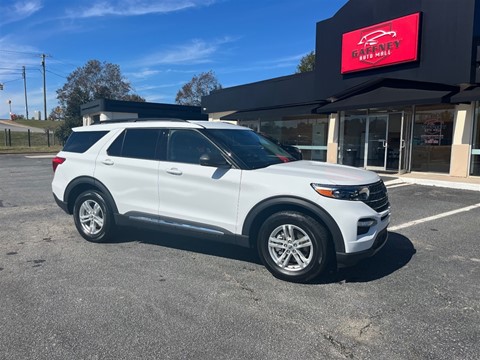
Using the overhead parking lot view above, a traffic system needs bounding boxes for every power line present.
[1,78,23,84]
[0,49,45,57]
[50,55,80,69]
[46,69,67,79]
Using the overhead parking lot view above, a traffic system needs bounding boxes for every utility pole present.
[22,66,29,120]
[42,54,47,120]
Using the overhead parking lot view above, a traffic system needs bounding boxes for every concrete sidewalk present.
[383,172,480,192]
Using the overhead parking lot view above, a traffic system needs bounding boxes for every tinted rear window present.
[107,129,161,160]
[63,131,109,153]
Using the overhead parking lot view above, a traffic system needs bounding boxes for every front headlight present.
[311,183,370,201]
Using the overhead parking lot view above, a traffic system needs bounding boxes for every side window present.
[167,129,222,165]
[106,129,161,160]
[63,131,109,153]
[107,130,125,157]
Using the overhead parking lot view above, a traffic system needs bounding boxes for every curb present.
[399,177,480,192]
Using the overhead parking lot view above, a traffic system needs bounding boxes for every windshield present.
[206,129,298,169]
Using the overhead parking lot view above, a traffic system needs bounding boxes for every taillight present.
[52,156,66,172]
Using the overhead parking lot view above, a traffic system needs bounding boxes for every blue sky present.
[0,0,348,120]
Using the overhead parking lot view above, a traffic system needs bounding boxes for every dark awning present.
[220,104,322,121]
[315,79,458,113]
[450,87,480,103]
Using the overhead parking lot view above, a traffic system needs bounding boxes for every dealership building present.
[202,0,480,178]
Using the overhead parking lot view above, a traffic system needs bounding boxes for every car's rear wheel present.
[73,190,114,243]
[257,211,331,283]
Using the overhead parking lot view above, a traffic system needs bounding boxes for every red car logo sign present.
[341,13,420,74]
[358,30,397,46]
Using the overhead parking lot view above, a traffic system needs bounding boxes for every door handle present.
[166,168,182,176]
[102,159,114,166]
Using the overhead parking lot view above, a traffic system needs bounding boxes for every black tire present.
[73,190,114,243]
[257,211,331,283]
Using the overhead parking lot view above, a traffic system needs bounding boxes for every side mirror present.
[199,153,231,168]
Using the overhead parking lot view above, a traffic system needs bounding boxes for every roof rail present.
[92,117,188,124]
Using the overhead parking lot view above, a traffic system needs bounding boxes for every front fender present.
[241,196,345,253]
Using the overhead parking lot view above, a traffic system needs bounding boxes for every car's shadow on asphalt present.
[331,232,416,284]
[111,228,415,284]
[112,227,263,265]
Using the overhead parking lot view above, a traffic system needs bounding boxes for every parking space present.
[0,154,479,359]
[386,182,480,229]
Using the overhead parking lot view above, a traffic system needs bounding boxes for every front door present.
[366,115,388,170]
[157,129,241,235]
[341,111,412,172]
[366,113,410,172]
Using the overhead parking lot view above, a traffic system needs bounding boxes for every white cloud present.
[67,0,216,18]
[136,36,235,67]
[14,0,42,16]
[142,40,215,66]
[0,0,43,24]
[135,82,186,91]
[215,53,305,75]
[126,69,161,79]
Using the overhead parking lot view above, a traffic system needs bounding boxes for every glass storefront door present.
[366,115,388,169]
[340,111,411,172]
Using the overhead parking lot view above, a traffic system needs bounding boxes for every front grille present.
[363,180,390,213]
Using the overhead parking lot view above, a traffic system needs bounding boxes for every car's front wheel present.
[257,211,331,283]
[73,190,114,243]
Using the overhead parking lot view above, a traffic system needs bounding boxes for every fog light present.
[358,219,376,227]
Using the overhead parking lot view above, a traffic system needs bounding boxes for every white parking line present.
[389,203,480,231]
[387,183,412,189]
[25,155,55,159]
[384,179,404,186]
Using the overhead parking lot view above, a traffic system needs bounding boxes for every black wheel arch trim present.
[242,196,345,253]
[64,176,119,215]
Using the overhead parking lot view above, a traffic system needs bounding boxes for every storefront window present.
[239,120,260,132]
[411,105,454,173]
[259,116,329,161]
[339,111,367,167]
[471,103,480,176]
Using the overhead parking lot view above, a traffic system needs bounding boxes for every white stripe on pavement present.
[386,183,412,189]
[383,179,404,186]
[25,155,55,159]
[389,203,480,231]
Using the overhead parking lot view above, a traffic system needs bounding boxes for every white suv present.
[52,119,390,283]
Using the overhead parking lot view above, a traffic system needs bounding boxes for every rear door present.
[157,129,242,235]
[94,128,162,215]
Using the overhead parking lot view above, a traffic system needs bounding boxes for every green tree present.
[55,59,145,143]
[296,51,315,73]
[175,71,222,106]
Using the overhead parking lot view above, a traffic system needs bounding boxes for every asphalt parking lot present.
[1,154,479,360]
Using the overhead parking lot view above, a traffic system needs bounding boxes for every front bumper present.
[336,228,388,267]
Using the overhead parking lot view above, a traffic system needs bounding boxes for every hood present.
[257,160,381,186]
